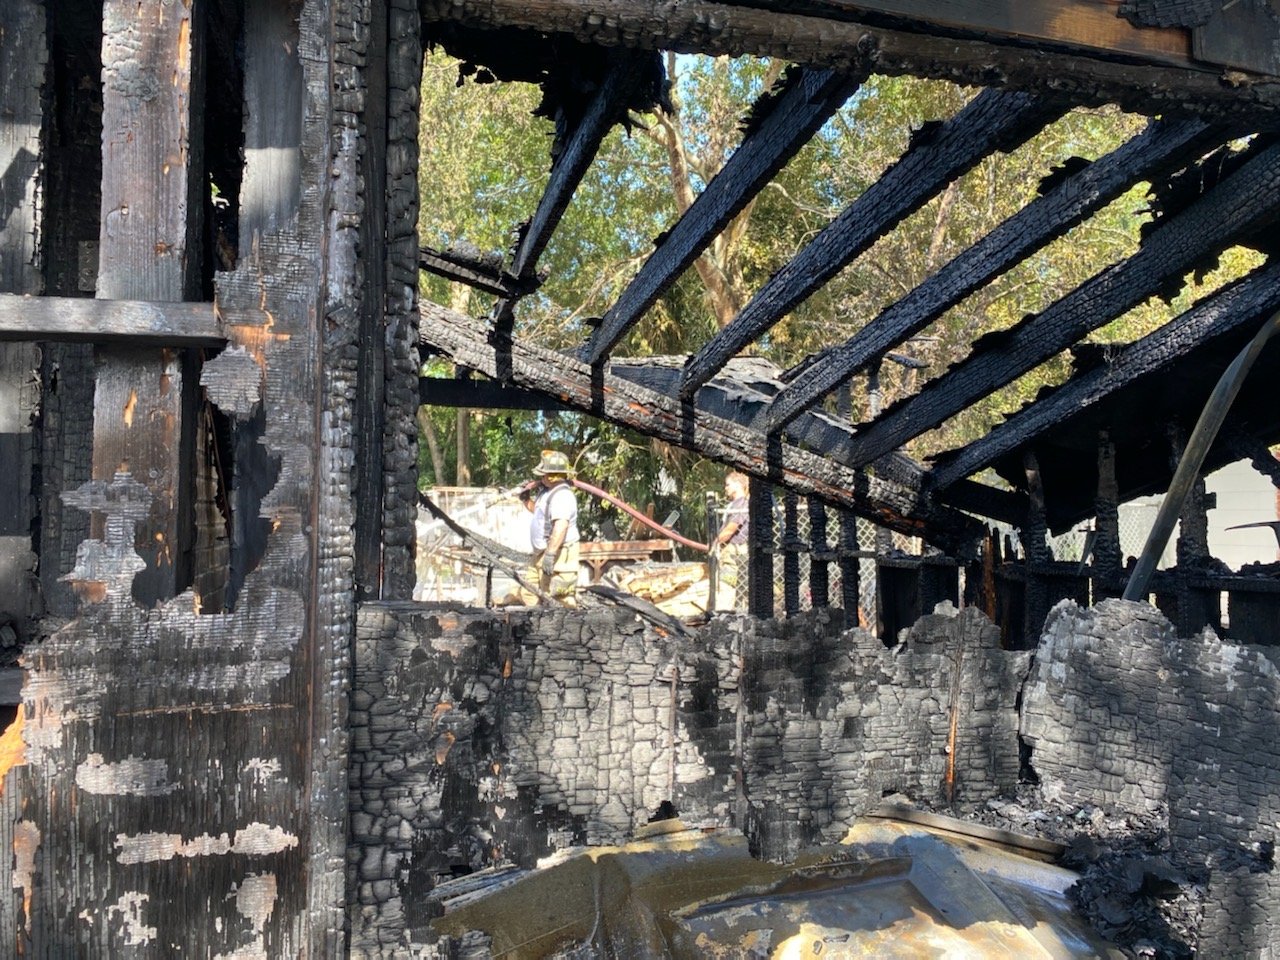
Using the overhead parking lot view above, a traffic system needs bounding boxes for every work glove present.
[540,554,557,579]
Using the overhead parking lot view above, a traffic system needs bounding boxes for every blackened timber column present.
[93,0,203,601]
[0,0,46,649]
[748,478,774,619]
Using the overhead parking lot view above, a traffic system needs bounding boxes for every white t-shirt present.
[530,483,580,551]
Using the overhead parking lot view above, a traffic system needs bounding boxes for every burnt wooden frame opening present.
[0,0,1279,953]
[413,5,1280,644]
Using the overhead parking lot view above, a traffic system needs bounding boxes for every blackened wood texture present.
[509,51,655,285]
[679,90,1066,399]
[355,0,391,600]
[584,65,867,365]
[37,0,101,618]
[0,0,47,655]
[610,358,1027,526]
[0,294,224,344]
[23,0,350,954]
[419,0,1280,118]
[847,142,1280,471]
[93,0,204,602]
[926,261,1280,488]
[748,478,774,618]
[420,301,986,554]
[766,116,1225,430]
[382,0,424,598]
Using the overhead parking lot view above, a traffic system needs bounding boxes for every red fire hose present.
[513,477,711,553]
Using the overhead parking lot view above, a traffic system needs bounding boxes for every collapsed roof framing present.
[417,0,1280,553]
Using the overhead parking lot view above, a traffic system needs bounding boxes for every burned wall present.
[1021,598,1280,955]
[348,601,1029,955]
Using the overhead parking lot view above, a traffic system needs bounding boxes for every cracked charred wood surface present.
[509,51,655,286]
[355,0,390,601]
[382,0,424,599]
[22,0,350,954]
[679,90,1066,399]
[0,0,46,658]
[585,65,868,365]
[927,260,1280,488]
[92,0,203,603]
[848,142,1280,471]
[612,359,1027,526]
[420,0,1280,119]
[767,116,1227,430]
[420,302,985,554]
[1093,431,1123,588]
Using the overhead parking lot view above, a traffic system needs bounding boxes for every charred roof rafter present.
[840,138,1280,471]
[925,259,1280,492]
[764,115,1233,432]
[583,63,870,366]
[677,89,1070,401]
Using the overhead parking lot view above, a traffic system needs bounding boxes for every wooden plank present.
[803,0,1190,62]
[0,0,47,655]
[584,65,867,365]
[420,0,1280,117]
[1193,0,1280,76]
[420,300,987,554]
[844,141,1280,471]
[0,294,223,344]
[927,261,1280,488]
[420,244,526,298]
[678,90,1065,400]
[765,116,1225,430]
[93,0,204,602]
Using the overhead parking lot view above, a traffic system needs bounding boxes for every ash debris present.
[918,786,1206,959]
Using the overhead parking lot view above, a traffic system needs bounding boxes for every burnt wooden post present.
[0,0,46,649]
[748,478,774,619]
[781,489,802,616]
[838,508,861,626]
[19,0,354,953]
[1092,430,1124,597]
[92,0,204,603]
[1158,422,1221,634]
[807,496,831,609]
[36,0,101,618]
[1021,450,1051,646]
[380,0,423,598]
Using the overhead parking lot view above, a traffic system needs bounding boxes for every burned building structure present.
[0,0,1279,955]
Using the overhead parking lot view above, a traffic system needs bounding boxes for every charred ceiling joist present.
[764,116,1232,431]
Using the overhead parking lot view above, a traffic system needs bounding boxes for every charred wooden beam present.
[766,116,1226,430]
[420,244,533,298]
[419,375,572,410]
[420,300,986,554]
[420,0,1280,120]
[926,260,1280,488]
[679,90,1066,400]
[847,141,1280,471]
[507,50,655,285]
[613,358,1027,525]
[584,65,867,365]
[0,294,224,345]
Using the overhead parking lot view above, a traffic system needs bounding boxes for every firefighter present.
[529,450,581,605]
